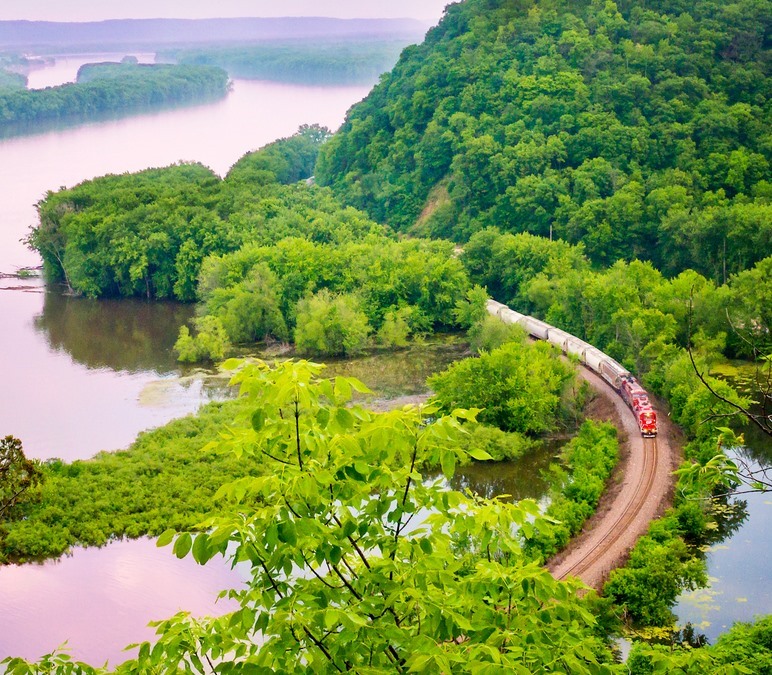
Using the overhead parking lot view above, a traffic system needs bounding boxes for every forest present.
[12,0,772,671]
[316,0,771,283]
[0,63,228,128]
[162,40,412,85]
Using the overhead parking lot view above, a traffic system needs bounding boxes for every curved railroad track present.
[546,367,675,590]
[553,438,658,581]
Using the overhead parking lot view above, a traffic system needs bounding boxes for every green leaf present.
[334,377,352,402]
[468,447,494,461]
[156,528,176,547]
[278,522,298,546]
[173,532,192,559]
[440,450,456,478]
[192,533,211,564]
[251,410,266,432]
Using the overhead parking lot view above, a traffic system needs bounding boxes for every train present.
[486,299,658,437]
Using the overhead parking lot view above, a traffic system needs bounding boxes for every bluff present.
[316,0,771,281]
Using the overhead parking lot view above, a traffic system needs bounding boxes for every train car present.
[620,377,658,437]
[484,299,657,436]
[546,327,572,351]
[598,358,630,390]
[620,377,650,411]
[521,316,551,340]
[636,406,658,437]
[583,347,607,374]
[563,336,591,364]
[486,299,506,318]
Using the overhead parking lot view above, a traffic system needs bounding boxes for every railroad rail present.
[487,299,673,589]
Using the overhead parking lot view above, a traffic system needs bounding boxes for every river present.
[674,414,772,642]
[0,54,373,667]
[0,52,768,667]
[0,59,372,461]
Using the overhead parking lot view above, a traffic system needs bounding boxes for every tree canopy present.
[317,0,771,281]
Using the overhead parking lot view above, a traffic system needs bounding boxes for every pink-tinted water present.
[0,539,244,666]
[0,55,370,666]
[0,71,370,460]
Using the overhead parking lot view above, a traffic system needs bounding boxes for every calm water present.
[0,54,371,666]
[675,420,772,642]
[0,538,244,667]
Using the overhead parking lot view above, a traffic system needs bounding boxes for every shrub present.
[294,290,371,356]
[174,316,231,363]
[429,340,574,433]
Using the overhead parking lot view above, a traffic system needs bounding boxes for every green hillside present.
[316,0,771,281]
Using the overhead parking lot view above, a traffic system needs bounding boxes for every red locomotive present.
[486,299,659,438]
[620,377,658,437]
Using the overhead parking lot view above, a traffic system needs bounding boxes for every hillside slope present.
[316,0,771,281]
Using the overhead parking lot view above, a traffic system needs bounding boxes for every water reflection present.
[0,538,243,666]
[450,443,557,503]
[675,397,772,642]
[424,440,561,504]
[34,290,195,375]
[322,336,471,399]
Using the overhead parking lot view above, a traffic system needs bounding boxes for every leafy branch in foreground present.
[125,360,611,673]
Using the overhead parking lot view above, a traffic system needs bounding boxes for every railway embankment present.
[487,301,677,590]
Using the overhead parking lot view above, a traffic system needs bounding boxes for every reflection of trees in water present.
[427,441,560,504]
[705,496,749,545]
[34,291,194,374]
[673,622,709,648]
[323,337,471,398]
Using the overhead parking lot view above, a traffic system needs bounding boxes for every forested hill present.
[316,0,771,282]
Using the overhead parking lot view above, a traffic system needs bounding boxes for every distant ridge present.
[0,17,429,50]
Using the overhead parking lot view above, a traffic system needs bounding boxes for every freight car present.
[487,299,658,436]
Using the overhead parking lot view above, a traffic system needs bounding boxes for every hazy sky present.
[0,1,452,23]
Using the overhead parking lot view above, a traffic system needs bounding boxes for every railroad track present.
[485,299,674,587]
[549,433,660,584]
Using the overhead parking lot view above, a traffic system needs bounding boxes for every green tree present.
[118,360,613,673]
[294,290,371,356]
[0,436,42,522]
[429,339,576,434]
[174,316,231,364]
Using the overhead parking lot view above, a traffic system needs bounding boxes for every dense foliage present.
[191,236,472,357]
[0,400,248,563]
[317,0,771,281]
[0,53,30,89]
[20,361,618,673]
[0,68,24,89]
[0,339,469,563]
[164,40,411,85]
[527,421,619,560]
[628,615,772,673]
[28,126,367,302]
[0,64,228,128]
[464,228,757,626]
[463,228,771,362]
[429,336,576,433]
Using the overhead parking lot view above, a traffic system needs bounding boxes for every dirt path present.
[547,366,677,590]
